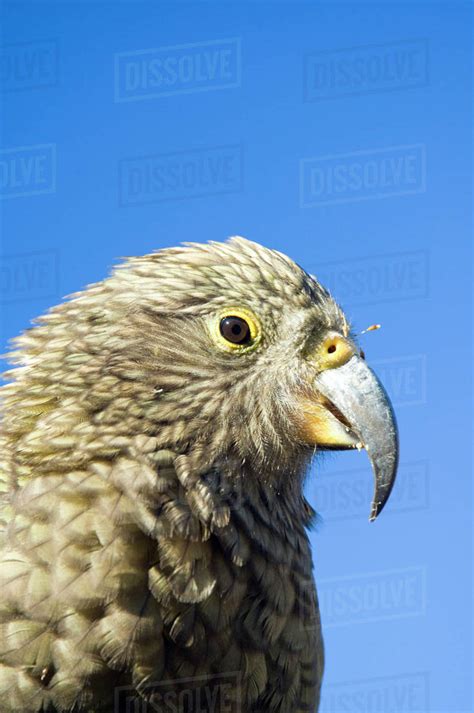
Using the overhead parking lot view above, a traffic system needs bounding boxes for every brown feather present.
[0,238,341,711]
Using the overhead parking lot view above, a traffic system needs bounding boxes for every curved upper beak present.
[314,354,399,521]
[298,332,399,521]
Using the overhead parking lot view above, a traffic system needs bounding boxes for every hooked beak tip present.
[314,354,399,522]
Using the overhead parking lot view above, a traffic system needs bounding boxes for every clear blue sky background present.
[0,2,472,712]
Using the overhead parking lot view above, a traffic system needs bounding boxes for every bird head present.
[4,237,398,520]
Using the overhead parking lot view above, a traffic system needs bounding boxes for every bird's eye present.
[219,316,251,345]
[211,307,261,352]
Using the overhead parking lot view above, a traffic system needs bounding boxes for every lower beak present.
[310,354,399,521]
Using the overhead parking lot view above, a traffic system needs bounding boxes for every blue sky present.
[0,2,472,711]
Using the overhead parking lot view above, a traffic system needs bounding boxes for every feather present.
[0,238,330,712]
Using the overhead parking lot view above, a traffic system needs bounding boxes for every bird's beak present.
[299,333,399,521]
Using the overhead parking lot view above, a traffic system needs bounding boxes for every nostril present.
[327,344,337,354]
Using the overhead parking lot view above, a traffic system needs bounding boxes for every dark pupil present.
[220,316,251,344]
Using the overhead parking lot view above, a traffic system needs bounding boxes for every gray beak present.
[315,355,399,521]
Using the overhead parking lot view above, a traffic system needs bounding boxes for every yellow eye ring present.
[211,307,261,352]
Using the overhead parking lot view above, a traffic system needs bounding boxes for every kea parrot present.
[0,238,398,712]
